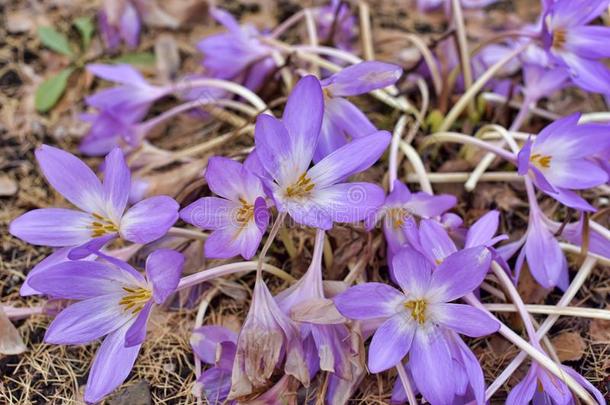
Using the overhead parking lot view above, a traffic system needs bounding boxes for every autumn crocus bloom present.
[517,113,610,211]
[334,246,499,405]
[315,61,402,160]
[98,0,140,49]
[27,249,184,403]
[315,0,356,50]
[10,145,179,257]
[254,75,390,229]
[180,157,269,260]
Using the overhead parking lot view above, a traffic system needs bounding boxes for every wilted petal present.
[120,195,179,243]
[368,314,415,373]
[334,282,404,320]
[191,325,238,366]
[9,208,92,247]
[0,307,26,355]
[435,303,499,337]
[145,249,184,303]
[197,367,232,405]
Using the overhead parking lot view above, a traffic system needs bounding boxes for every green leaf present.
[35,68,74,112]
[38,27,74,57]
[112,52,156,66]
[73,17,95,49]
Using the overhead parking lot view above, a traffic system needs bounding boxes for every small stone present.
[107,380,152,405]
[551,331,586,362]
[0,175,18,196]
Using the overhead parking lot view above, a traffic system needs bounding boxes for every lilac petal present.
[314,108,350,163]
[406,192,457,218]
[204,223,263,260]
[525,214,568,289]
[308,130,391,188]
[27,260,132,299]
[145,248,184,304]
[9,208,92,247]
[368,314,415,373]
[465,210,500,248]
[311,324,352,379]
[198,367,232,405]
[282,75,324,170]
[21,248,73,296]
[435,303,499,337]
[334,282,404,320]
[505,364,537,405]
[391,247,433,296]
[312,182,385,224]
[238,220,266,259]
[387,180,412,205]
[430,246,492,302]
[517,137,533,176]
[562,53,610,94]
[102,148,130,221]
[205,156,245,201]
[278,197,334,230]
[210,7,241,33]
[84,322,142,403]
[120,195,179,243]
[119,1,140,48]
[450,332,486,405]
[547,187,596,212]
[68,233,117,260]
[410,329,456,405]
[542,159,608,189]
[44,293,131,344]
[325,97,377,139]
[322,61,402,97]
[561,366,606,405]
[191,325,238,365]
[124,300,153,347]
[254,114,299,184]
[180,197,236,230]
[87,64,147,85]
[418,218,457,264]
[35,145,105,213]
[551,0,609,26]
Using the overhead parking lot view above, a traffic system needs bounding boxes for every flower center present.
[387,207,410,229]
[530,153,552,169]
[90,213,119,237]
[552,29,566,50]
[119,286,152,314]
[236,198,254,225]
[404,299,427,324]
[285,173,315,198]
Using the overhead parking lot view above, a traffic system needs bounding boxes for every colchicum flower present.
[10,145,179,258]
[179,157,269,260]
[517,113,610,211]
[315,0,356,50]
[27,249,184,403]
[98,0,141,50]
[254,75,390,229]
[334,246,499,404]
[315,61,402,161]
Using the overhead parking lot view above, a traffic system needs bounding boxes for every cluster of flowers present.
[8,0,610,404]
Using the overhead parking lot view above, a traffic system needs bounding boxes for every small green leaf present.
[73,17,95,49]
[38,27,74,57]
[35,68,74,112]
[112,52,156,66]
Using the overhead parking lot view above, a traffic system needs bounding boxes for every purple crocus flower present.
[10,145,179,258]
[27,249,184,403]
[98,0,141,50]
[315,61,402,161]
[315,0,356,50]
[254,75,390,229]
[191,325,237,404]
[334,246,499,404]
[541,0,610,94]
[179,157,269,260]
[197,8,275,91]
[517,113,610,211]
[520,63,571,103]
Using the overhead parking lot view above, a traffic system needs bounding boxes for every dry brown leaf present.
[0,307,27,355]
[589,306,610,342]
[517,264,551,304]
[551,332,586,362]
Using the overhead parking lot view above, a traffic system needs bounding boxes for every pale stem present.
[167,227,208,241]
[559,243,610,266]
[388,115,409,188]
[406,171,522,183]
[438,41,531,132]
[399,140,433,194]
[578,112,610,123]
[256,213,287,281]
[481,92,561,121]
[3,305,45,320]
[304,8,320,77]
[270,9,306,39]
[485,303,610,320]
[271,50,294,90]
[451,0,475,115]
[485,257,598,400]
[421,132,517,162]
[396,362,418,405]
[171,125,253,159]
[400,33,442,97]
[589,220,610,243]
[358,1,375,60]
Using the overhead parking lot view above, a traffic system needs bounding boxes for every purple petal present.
[87,64,147,85]
[84,322,142,403]
[120,195,179,243]
[206,156,251,201]
[119,1,140,48]
[210,7,241,33]
[204,222,263,260]
[546,187,596,212]
[308,130,391,188]
[391,247,433,296]
[406,193,457,218]
[198,367,232,404]
[102,148,130,221]
[9,208,92,247]
[450,332,486,405]
[254,114,300,184]
[314,109,349,163]
[334,282,404,320]
[430,246,492,302]
[465,210,500,248]
[505,364,537,405]
[145,249,184,304]
[179,197,237,230]
[21,248,73,296]
[435,303,499,337]
[124,300,152,347]
[561,366,606,405]
[517,137,533,176]
[418,218,457,264]
[541,159,607,189]
[561,53,610,94]
[311,182,385,224]
[35,145,105,213]
[368,314,415,373]
[191,325,238,365]
[325,97,377,139]
[322,61,402,97]
[68,233,117,260]
[525,214,568,289]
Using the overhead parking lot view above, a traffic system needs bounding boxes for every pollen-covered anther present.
[404,299,427,324]
[119,286,152,314]
[236,198,254,224]
[530,153,552,169]
[285,173,315,198]
[90,212,119,237]
[552,29,567,50]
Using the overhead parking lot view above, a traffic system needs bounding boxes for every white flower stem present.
[256,213,287,281]
[358,1,375,61]
[3,305,45,320]
[421,132,517,162]
[406,171,522,183]
[388,115,409,188]
[451,0,475,116]
[167,227,209,241]
[485,303,610,320]
[399,140,433,194]
[396,362,418,405]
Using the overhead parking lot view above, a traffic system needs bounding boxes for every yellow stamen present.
[119,286,152,314]
[387,207,410,229]
[90,213,119,237]
[552,29,566,50]
[236,198,255,225]
[285,173,315,198]
[530,153,552,169]
[404,299,427,324]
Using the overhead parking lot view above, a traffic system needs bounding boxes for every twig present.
[358,2,375,60]
[485,303,610,320]
[396,362,418,405]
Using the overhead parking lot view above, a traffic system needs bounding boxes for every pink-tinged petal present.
[435,303,499,337]
[84,322,142,403]
[311,182,385,224]
[368,314,415,373]
[541,159,608,190]
[418,218,457,264]
[124,301,153,347]
[44,293,132,344]
[465,210,500,248]
[505,365,537,405]
[254,114,299,185]
[120,196,179,243]
[27,260,132,300]
[410,329,456,405]
[205,156,244,201]
[525,214,568,289]
[35,145,105,213]
[87,64,147,85]
[9,208,93,247]
[21,248,73,296]
[308,130,391,188]
[145,249,184,304]
[322,61,403,97]
[430,246,492,302]
[102,148,130,222]
[180,197,237,230]
[517,137,533,176]
[325,97,377,139]
[334,282,404,320]
[391,247,433,296]
[68,233,117,260]
[282,75,324,170]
